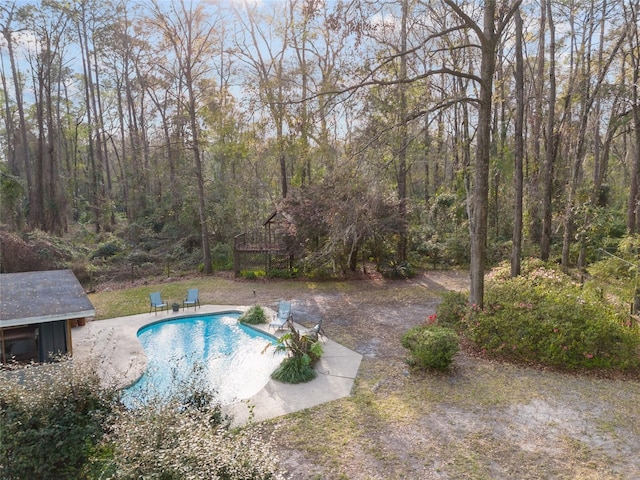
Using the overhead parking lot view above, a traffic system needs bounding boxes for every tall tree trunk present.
[396,0,409,263]
[468,2,497,308]
[188,82,213,274]
[33,65,46,231]
[77,3,102,233]
[591,96,621,207]
[2,13,35,228]
[529,0,545,246]
[540,0,556,261]
[290,0,311,186]
[126,62,144,220]
[627,1,640,234]
[511,7,524,278]
[444,0,520,307]
[0,57,17,177]
[92,46,114,227]
[424,113,431,207]
[115,75,130,221]
[148,0,216,273]
[45,48,62,234]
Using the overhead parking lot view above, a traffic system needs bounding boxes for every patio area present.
[71,305,362,425]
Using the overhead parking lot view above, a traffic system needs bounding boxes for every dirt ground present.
[95,269,640,479]
[228,270,640,480]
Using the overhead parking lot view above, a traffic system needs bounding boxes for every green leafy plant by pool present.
[239,305,267,324]
[270,324,324,383]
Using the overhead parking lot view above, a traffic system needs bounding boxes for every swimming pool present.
[122,312,285,407]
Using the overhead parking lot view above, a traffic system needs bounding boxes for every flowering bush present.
[401,325,459,371]
[465,268,640,370]
[434,291,468,331]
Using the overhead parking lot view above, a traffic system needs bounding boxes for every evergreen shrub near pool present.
[239,305,267,324]
[401,325,459,371]
[462,261,640,370]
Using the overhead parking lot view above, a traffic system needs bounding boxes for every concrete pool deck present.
[71,305,362,426]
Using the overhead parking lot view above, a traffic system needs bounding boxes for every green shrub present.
[0,165,24,230]
[239,305,267,324]
[588,257,633,281]
[127,250,157,266]
[466,267,640,370]
[301,263,335,280]
[1,359,283,480]
[379,260,415,279]
[442,230,470,266]
[108,402,275,479]
[266,268,295,279]
[90,241,121,259]
[240,269,266,279]
[435,291,469,330]
[401,325,459,371]
[271,355,317,383]
[105,363,281,479]
[419,238,446,269]
[270,325,324,383]
[0,361,116,480]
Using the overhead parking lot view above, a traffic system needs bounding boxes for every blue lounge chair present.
[149,291,168,314]
[183,288,200,310]
[269,301,292,331]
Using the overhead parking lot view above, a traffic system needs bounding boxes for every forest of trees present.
[1,0,639,306]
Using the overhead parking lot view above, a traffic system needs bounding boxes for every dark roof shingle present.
[0,270,95,327]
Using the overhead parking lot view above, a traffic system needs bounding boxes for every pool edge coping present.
[71,304,363,426]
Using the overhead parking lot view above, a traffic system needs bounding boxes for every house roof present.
[0,270,95,328]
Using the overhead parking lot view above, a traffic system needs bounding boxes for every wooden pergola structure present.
[233,211,295,276]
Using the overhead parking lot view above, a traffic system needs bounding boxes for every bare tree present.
[147,0,219,273]
[560,1,628,268]
[443,0,521,307]
[27,1,71,234]
[1,2,34,228]
[233,1,292,199]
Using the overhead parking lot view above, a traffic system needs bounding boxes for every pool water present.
[122,312,284,407]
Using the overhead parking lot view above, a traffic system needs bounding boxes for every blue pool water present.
[123,312,284,406]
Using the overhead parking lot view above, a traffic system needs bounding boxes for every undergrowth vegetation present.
[430,258,640,372]
[0,360,283,480]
